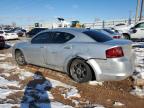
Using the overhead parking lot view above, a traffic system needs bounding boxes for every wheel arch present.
[14,48,28,63]
[65,55,96,81]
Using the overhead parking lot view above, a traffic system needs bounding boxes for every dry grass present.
[0,68,4,73]
[51,87,75,107]
[19,77,33,89]
[6,91,24,104]
[12,106,19,108]
[7,86,21,90]
[6,73,20,81]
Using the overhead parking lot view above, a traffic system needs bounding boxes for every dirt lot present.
[0,38,144,108]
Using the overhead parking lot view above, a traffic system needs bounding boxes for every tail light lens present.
[106,47,124,58]
[113,36,121,39]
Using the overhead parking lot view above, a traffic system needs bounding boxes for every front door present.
[131,22,144,39]
[28,32,52,66]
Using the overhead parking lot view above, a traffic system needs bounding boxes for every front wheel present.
[69,59,92,83]
[15,50,27,66]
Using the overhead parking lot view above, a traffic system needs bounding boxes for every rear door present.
[27,32,52,66]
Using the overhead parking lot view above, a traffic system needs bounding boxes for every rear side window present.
[83,30,112,42]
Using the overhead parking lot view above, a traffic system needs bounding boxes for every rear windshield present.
[83,30,113,42]
[103,29,116,34]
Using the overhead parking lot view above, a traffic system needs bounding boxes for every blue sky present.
[0,0,138,25]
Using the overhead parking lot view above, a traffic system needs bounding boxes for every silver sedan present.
[12,28,135,83]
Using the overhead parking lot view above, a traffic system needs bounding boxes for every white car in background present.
[114,21,144,41]
[0,30,18,40]
[95,28,123,39]
[112,23,133,40]
[129,21,144,41]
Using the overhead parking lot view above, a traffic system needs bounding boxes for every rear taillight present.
[113,36,121,39]
[106,47,124,58]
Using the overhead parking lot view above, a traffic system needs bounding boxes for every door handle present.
[64,46,72,49]
[40,46,46,48]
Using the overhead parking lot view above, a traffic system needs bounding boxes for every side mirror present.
[132,29,137,33]
[130,27,137,33]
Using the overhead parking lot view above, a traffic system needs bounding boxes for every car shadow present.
[21,71,52,108]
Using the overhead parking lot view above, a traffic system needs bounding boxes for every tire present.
[123,34,131,40]
[15,50,27,66]
[0,43,5,49]
[0,45,4,49]
[69,59,92,83]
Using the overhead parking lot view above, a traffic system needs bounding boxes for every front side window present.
[31,32,52,44]
[51,32,75,43]
[83,30,112,42]
[135,23,144,28]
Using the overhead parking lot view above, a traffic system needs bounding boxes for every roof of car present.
[45,28,90,33]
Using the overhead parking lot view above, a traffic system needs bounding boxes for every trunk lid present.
[104,39,133,59]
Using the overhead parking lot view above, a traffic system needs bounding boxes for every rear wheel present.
[15,50,27,66]
[69,59,92,83]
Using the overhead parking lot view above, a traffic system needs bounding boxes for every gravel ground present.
[0,38,144,108]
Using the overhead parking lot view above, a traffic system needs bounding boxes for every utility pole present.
[135,0,140,23]
[139,0,144,21]
[136,0,140,22]
[128,10,132,25]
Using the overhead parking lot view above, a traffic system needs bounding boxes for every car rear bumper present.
[87,57,135,81]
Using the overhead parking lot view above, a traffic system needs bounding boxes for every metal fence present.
[84,19,136,28]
